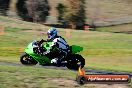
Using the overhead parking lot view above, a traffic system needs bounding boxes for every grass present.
[96,23,132,33]
[85,56,132,72]
[85,0,132,18]
[1,65,131,88]
[0,16,132,72]
[0,16,48,30]
[0,65,78,88]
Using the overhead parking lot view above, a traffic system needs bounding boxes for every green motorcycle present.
[20,40,85,70]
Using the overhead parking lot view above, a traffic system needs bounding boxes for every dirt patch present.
[0,25,6,35]
[48,78,80,87]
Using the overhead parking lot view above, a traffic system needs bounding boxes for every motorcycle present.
[20,40,85,70]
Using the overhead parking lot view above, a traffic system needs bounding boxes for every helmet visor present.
[47,33,51,38]
[47,32,54,38]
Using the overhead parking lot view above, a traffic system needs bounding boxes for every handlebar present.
[37,39,47,46]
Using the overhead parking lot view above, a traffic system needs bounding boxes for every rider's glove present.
[43,49,50,55]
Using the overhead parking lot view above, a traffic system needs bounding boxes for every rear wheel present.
[66,54,85,70]
[20,53,38,65]
[76,76,87,85]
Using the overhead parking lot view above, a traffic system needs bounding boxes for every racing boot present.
[51,58,62,67]
[51,58,58,65]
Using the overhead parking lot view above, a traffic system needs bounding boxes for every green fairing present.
[71,45,83,54]
[25,41,83,65]
[43,42,54,50]
[25,42,51,65]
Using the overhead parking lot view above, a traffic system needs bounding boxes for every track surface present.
[0,61,132,77]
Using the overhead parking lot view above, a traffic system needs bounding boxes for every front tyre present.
[20,53,38,65]
[66,54,85,70]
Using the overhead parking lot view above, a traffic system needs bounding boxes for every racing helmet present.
[47,27,58,39]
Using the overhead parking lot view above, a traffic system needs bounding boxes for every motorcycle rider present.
[39,27,70,66]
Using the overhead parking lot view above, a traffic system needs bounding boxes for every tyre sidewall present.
[66,54,85,70]
[20,53,37,65]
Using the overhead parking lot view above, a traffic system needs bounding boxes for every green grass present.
[0,65,78,88]
[0,56,20,63]
[1,65,131,88]
[85,56,132,72]
[96,23,132,33]
[0,16,132,72]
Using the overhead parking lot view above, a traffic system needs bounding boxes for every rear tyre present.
[66,54,85,70]
[20,53,38,65]
[76,76,87,85]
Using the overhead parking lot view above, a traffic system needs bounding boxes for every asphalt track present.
[0,62,132,77]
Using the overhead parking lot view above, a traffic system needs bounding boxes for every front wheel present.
[66,54,85,70]
[20,53,38,65]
